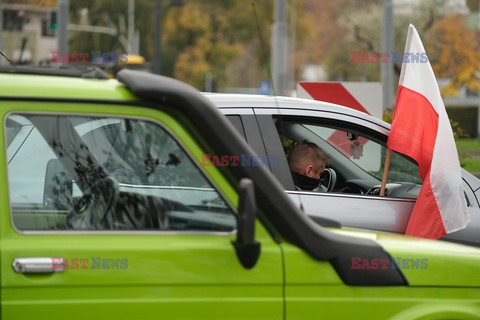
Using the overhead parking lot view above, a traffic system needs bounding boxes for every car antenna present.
[0,51,16,67]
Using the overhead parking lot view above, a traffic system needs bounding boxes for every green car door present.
[0,101,283,319]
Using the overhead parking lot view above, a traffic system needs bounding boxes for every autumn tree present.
[66,0,312,91]
[68,1,255,90]
[320,0,447,82]
[297,0,372,66]
[427,15,480,97]
[163,0,274,90]
[162,1,247,90]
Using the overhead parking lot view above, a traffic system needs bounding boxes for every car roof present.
[202,92,391,130]
[0,69,136,101]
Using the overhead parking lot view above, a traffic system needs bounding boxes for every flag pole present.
[380,148,392,196]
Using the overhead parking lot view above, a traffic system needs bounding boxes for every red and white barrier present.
[297,82,383,120]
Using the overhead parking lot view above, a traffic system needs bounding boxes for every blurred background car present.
[204,93,480,247]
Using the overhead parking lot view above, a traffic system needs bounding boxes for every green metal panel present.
[283,230,480,319]
[285,282,480,319]
[332,228,480,287]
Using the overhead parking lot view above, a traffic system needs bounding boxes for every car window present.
[6,114,236,232]
[276,120,422,198]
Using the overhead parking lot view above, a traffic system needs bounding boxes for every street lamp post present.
[381,0,394,111]
[272,0,287,96]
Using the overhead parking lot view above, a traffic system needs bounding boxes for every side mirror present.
[232,178,261,269]
[43,159,72,210]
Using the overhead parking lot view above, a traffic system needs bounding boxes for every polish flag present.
[387,25,470,239]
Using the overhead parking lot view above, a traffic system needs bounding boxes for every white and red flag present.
[387,24,470,239]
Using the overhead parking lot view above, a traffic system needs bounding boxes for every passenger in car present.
[287,140,330,191]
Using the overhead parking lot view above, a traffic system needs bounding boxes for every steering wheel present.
[62,176,120,229]
[320,168,337,192]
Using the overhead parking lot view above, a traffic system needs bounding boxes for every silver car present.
[204,93,480,247]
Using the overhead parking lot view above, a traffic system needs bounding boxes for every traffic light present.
[47,10,57,34]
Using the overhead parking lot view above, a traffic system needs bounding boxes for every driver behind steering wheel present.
[288,140,331,192]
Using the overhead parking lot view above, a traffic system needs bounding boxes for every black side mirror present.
[232,178,261,269]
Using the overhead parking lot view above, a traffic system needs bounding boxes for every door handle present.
[12,257,65,273]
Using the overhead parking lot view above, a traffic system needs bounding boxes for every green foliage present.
[446,106,478,138]
[456,138,480,173]
[457,138,480,150]
[450,118,470,140]
[163,1,250,89]
[383,108,393,124]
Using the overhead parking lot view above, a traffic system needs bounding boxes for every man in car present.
[288,140,330,191]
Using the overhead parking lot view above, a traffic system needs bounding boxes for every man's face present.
[305,163,325,179]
